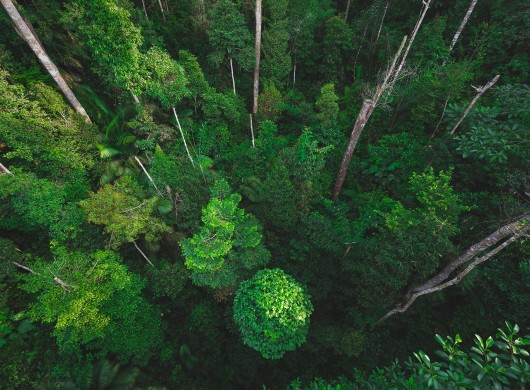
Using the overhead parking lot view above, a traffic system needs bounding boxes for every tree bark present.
[134,156,162,195]
[379,216,529,323]
[0,0,91,123]
[133,240,156,267]
[172,108,195,167]
[449,0,478,52]
[332,99,374,199]
[141,0,149,20]
[391,0,431,87]
[249,114,255,148]
[157,0,165,20]
[229,56,236,95]
[252,0,262,114]
[450,74,500,134]
[0,161,12,175]
[344,0,351,22]
[375,2,389,44]
[332,36,407,199]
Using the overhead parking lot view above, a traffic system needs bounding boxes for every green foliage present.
[65,0,143,90]
[19,249,162,364]
[315,83,339,128]
[139,46,190,108]
[291,322,530,389]
[0,70,97,177]
[180,180,270,288]
[207,0,253,70]
[258,80,283,121]
[79,175,171,249]
[233,268,313,359]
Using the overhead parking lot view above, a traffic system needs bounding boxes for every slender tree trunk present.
[449,0,478,52]
[229,56,236,95]
[379,216,529,323]
[172,108,195,167]
[344,0,351,22]
[141,0,149,20]
[130,89,140,104]
[1,0,91,123]
[293,61,296,87]
[157,0,165,19]
[249,114,255,147]
[450,74,499,135]
[391,0,432,87]
[134,156,162,195]
[252,0,262,114]
[133,240,156,267]
[375,2,389,43]
[333,36,407,199]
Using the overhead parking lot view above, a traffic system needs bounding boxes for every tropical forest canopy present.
[0,0,528,388]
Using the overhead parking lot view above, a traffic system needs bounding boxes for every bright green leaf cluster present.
[233,268,313,359]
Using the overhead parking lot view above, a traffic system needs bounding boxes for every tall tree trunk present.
[391,0,431,87]
[141,0,149,20]
[157,0,166,20]
[344,0,351,22]
[379,216,529,323]
[0,0,91,123]
[375,2,389,44]
[449,0,478,52]
[249,114,255,148]
[172,108,195,167]
[332,36,407,199]
[332,100,374,199]
[450,74,499,134]
[252,0,262,114]
[229,56,236,95]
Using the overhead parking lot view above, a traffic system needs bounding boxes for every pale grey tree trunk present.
[252,0,262,114]
[375,2,389,43]
[172,108,195,167]
[141,0,149,20]
[333,36,407,199]
[0,161,12,175]
[379,216,529,323]
[1,0,91,123]
[391,0,432,87]
[449,0,478,52]
[344,0,351,22]
[229,56,236,95]
[249,114,255,148]
[450,74,500,134]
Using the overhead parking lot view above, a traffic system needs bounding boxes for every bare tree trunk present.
[249,114,255,148]
[375,2,389,44]
[450,74,499,134]
[332,36,407,199]
[332,100,374,199]
[141,0,149,20]
[391,0,432,87]
[252,0,262,114]
[0,161,12,175]
[449,0,478,52]
[229,56,236,95]
[344,0,351,22]
[134,156,162,195]
[172,108,195,167]
[133,240,156,267]
[157,0,165,20]
[13,261,39,275]
[1,0,91,123]
[293,61,296,87]
[379,216,529,323]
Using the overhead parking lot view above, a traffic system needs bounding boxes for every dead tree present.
[172,108,196,167]
[252,0,262,115]
[0,0,91,123]
[449,0,478,53]
[332,36,407,199]
[333,0,433,199]
[379,216,529,323]
[450,74,500,135]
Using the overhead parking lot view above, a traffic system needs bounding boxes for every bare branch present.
[449,0,478,53]
[134,156,162,196]
[450,74,500,134]
[378,216,529,323]
[0,161,12,175]
[172,108,196,167]
[13,261,39,275]
[133,240,156,268]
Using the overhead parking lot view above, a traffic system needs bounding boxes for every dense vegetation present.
[0,0,528,388]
